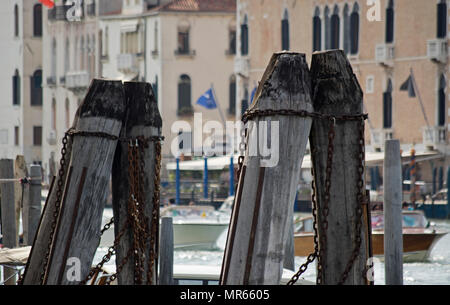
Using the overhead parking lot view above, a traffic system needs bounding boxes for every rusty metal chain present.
[338,117,366,285]
[242,108,368,125]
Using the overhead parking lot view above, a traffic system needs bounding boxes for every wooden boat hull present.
[294,231,446,262]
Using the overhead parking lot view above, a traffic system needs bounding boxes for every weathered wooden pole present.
[0,159,18,285]
[23,79,126,285]
[112,82,162,285]
[283,216,295,272]
[22,123,77,284]
[14,155,28,244]
[383,139,403,285]
[25,165,42,246]
[309,50,368,285]
[220,52,313,285]
[159,217,174,285]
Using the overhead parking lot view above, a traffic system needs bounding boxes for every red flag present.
[39,0,55,9]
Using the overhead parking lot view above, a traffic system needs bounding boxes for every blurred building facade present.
[236,0,449,156]
[100,0,237,158]
[0,0,43,165]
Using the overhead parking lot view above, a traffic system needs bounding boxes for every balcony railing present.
[66,71,90,89]
[375,44,395,66]
[174,49,196,56]
[427,39,448,64]
[117,53,139,73]
[423,126,447,148]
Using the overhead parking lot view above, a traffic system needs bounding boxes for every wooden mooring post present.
[383,139,403,285]
[220,52,313,284]
[159,217,174,285]
[309,50,368,285]
[22,79,126,285]
[14,156,28,244]
[25,165,42,246]
[0,159,18,285]
[112,82,162,285]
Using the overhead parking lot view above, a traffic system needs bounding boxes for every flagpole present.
[211,83,226,126]
[410,68,431,130]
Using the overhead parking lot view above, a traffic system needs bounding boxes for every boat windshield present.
[371,212,428,229]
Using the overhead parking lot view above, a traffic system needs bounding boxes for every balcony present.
[234,57,250,78]
[66,71,90,90]
[371,129,393,151]
[117,53,139,73]
[47,76,56,87]
[375,44,395,66]
[47,129,57,146]
[427,39,448,64]
[422,126,447,149]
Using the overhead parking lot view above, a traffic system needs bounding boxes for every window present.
[229,75,236,115]
[383,79,393,129]
[437,0,447,39]
[14,5,19,37]
[31,70,42,106]
[313,7,321,52]
[177,27,190,54]
[281,9,290,51]
[104,27,109,56]
[178,75,192,115]
[343,4,350,54]
[121,30,139,54]
[13,69,20,105]
[330,5,340,49]
[366,76,374,94]
[229,29,237,55]
[65,99,71,129]
[241,87,249,115]
[438,74,446,126]
[154,22,159,53]
[65,39,70,74]
[241,15,249,55]
[80,37,85,70]
[324,6,331,50]
[33,126,42,147]
[386,0,394,43]
[14,127,19,146]
[33,4,42,37]
[51,99,56,129]
[51,38,57,80]
[350,3,360,55]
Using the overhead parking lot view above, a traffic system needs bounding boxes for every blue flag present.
[196,88,217,109]
[250,87,257,104]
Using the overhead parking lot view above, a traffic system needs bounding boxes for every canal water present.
[96,210,450,285]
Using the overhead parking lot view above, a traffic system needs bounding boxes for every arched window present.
[178,75,192,114]
[343,4,350,54]
[51,38,57,80]
[438,74,446,126]
[12,69,20,105]
[14,5,19,37]
[33,4,42,37]
[229,75,236,115]
[51,99,56,130]
[330,5,340,49]
[350,3,360,55]
[30,70,42,106]
[386,0,394,43]
[281,9,290,51]
[324,6,331,50]
[241,15,249,55]
[313,7,321,52]
[437,0,447,38]
[65,99,71,129]
[383,79,393,129]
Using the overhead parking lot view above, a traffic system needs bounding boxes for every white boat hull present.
[173,223,228,249]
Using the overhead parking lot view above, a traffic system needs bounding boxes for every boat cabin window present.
[371,213,427,229]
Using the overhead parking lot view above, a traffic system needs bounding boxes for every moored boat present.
[294,210,447,262]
